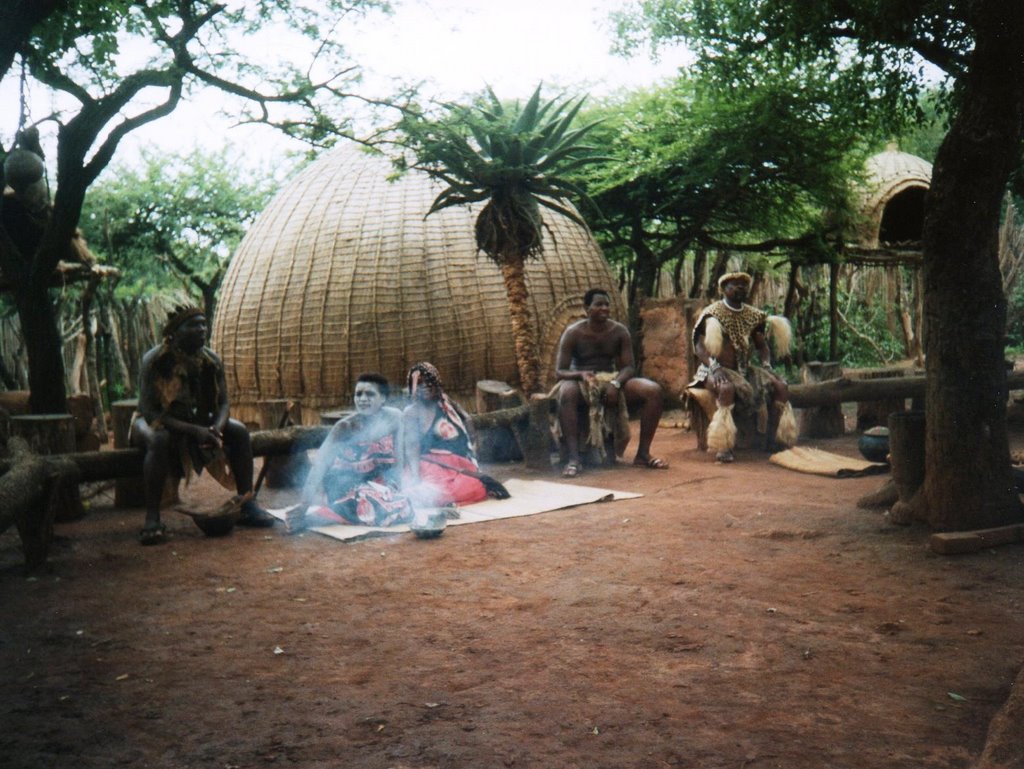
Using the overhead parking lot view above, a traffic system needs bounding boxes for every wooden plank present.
[929,524,1024,555]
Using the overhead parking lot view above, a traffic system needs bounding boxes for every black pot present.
[858,426,890,463]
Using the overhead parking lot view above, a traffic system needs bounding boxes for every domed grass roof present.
[856,145,933,248]
[211,144,623,423]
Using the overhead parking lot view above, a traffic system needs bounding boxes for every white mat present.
[269,478,642,542]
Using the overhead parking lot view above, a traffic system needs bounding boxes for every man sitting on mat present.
[553,288,668,478]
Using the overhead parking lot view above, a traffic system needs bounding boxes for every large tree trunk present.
[15,280,67,414]
[499,258,541,394]
[917,4,1024,531]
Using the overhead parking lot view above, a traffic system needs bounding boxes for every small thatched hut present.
[211,145,623,424]
[854,143,933,252]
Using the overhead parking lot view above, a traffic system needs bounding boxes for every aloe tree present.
[396,86,604,394]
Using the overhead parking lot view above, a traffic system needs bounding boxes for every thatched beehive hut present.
[855,143,932,250]
[212,144,623,424]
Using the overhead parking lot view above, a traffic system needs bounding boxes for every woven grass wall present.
[856,146,932,248]
[212,144,623,424]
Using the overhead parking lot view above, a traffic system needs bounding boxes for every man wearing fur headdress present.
[690,272,798,463]
[130,305,275,544]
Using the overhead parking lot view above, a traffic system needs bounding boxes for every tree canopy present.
[0,0,394,413]
[80,148,277,322]
[573,69,879,309]
[615,0,1024,531]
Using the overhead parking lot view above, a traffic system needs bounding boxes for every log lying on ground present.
[789,370,1024,409]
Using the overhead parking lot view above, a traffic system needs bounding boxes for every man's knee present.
[557,381,583,410]
[221,419,252,451]
[143,428,172,457]
[627,377,663,404]
[771,377,790,402]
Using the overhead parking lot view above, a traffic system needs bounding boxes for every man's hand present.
[194,425,223,449]
[602,380,621,407]
[580,371,597,386]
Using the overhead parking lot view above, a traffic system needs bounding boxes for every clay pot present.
[858,426,890,463]
[410,508,447,539]
[191,511,239,537]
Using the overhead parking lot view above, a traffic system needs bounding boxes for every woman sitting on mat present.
[402,361,508,509]
[287,373,413,532]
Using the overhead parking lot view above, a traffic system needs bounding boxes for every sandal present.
[138,522,168,546]
[238,500,277,528]
[633,455,669,470]
[561,461,583,478]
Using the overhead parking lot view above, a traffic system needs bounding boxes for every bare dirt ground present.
[2,426,1023,769]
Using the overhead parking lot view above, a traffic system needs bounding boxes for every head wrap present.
[407,361,443,394]
[717,272,753,295]
[407,361,474,458]
[163,305,205,339]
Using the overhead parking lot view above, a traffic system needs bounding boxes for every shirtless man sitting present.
[554,288,668,477]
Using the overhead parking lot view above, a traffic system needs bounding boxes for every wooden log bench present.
[0,401,550,569]
[688,369,1024,452]
[257,399,308,489]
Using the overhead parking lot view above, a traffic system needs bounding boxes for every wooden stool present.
[258,399,309,489]
[475,380,523,463]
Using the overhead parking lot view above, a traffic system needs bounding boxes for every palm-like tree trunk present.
[499,257,541,394]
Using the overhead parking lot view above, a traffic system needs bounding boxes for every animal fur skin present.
[707,403,736,452]
[775,401,798,447]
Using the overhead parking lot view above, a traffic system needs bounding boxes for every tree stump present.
[8,415,84,523]
[9,413,75,454]
[66,393,102,451]
[523,395,556,470]
[797,361,845,438]
[257,399,309,489]
[888,410,926,524]
[475,380,524,463]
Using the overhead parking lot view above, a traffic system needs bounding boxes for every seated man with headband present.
[690,272,797,463]
[130,305,276,544]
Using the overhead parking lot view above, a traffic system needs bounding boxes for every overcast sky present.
[2,1,690,171]
[124,0,691,165]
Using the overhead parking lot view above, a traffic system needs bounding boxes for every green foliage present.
[800,292,906,368]
[890,90,947,163]
[1006,279,1024,349]
[394,85,606,261]
[80,148,276,313]
[567,68,878,305]
[614,1,964,109]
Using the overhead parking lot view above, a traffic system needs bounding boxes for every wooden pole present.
[828,262,839,362]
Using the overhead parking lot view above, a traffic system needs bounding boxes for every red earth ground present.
[2,425,1023,769]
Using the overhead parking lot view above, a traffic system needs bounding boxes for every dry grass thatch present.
[854,146,933,250]
[212,145,623,424]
